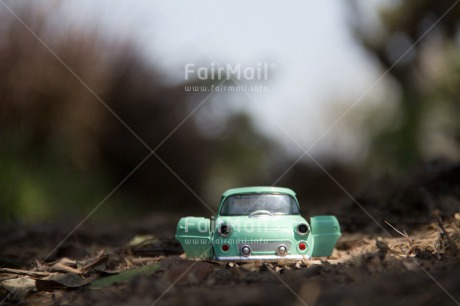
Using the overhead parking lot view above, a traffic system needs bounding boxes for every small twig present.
[433,211,458,255]
[0,276,21,282]
[438,237,460,253]
[384,221,414,244]
[0,268,50,277]
[50,262,82,275]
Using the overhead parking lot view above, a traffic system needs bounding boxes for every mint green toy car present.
[175,186,341,261]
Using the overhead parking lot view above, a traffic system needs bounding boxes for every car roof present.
[222,186,296,197]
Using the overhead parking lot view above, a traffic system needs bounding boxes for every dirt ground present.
[1,162,460,306]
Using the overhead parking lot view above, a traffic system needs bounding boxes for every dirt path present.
[1,212,459,306]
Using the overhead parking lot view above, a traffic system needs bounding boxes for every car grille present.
[237,241,291,253]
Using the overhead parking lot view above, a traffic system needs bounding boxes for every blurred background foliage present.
[0,2,281,220]
[352,0,460,172]
[1,1,460,222]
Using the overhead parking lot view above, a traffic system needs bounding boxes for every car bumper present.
[215,254,310,261]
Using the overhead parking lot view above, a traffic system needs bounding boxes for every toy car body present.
[175,186,341,261]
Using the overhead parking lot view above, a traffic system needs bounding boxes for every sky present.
[58,0,391,162]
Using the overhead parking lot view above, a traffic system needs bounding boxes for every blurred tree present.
[97,55,212,214]
[352,0,460,172]
[0,2,280,220]
[203,112,276,198]
[0,2,113,219]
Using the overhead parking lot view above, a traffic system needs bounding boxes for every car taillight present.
[298,242,307,251]
[222,244,230,252]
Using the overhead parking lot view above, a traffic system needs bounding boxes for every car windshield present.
[219,193,300,216]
